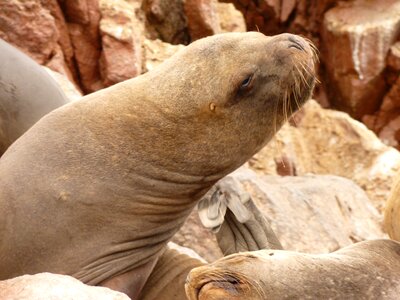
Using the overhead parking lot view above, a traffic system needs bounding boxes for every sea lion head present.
[144,32,317,179]
[185,240,400,300]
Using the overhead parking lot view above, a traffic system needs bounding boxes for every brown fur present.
[186,240,400,300]
[0,32,315,298]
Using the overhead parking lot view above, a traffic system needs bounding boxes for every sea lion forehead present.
[188,31,270,57]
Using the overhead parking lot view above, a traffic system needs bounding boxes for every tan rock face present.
[216,2,246,33]
[251,100,400,212]
[321,0,400,119]
[184,0,221,40]
[0,273,129,300]
[175,167,384,259]
[99,0,142,87]
[142,38,184,72]
[142,0,190,44]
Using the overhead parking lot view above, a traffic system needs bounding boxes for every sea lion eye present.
[240,75,252,88]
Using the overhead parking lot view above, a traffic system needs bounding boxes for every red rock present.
[62,0,103,93]
[280,0,296,23]
[184,0,221,40]
[321,0,400,119]
[40,0,78,83]
[0,0,59,65]
[386,42,400,85]
[99,0,142,87]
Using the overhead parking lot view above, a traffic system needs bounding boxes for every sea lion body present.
[0,32,315,298]
[185,239,400,300]
[0,39,68,155]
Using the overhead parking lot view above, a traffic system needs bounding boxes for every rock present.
[184,0,221,40]
[142,0,190,45]
[167,242,207,263]
[0,0,57,64]
[40,0,78,84]
[251,100,400,212]
[175,167,384,259]
[0,273,129,300]
[362,42,400,149]
[142,38,184,73]
[43,67,83,102]
[99,0,142,87]
[172,208,223,262]
[61,0,103,93]
[0,0,72,81]
[216,2,246,33]
[386,42,400,85]
[237,168,385,253]
[321,0,400,119]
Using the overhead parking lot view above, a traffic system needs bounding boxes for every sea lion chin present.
[0,32,316,299]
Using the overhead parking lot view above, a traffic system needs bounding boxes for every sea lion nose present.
[288,35,305,51]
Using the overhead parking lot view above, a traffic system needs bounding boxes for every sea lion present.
[185,239,400,300]
[0,38,69,155]
[0,31,316,298]
[384,174,400,240]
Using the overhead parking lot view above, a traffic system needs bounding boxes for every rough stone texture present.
[216,1,246,33]
[142,0,190,45]
[142,38,184,72]
[60,0,103,93]
[386,41,400,85]
[250,100,400,212]
[0,0,57,64]
[175,167,384,260]
[43,67,83,102]
[41,0,78,83]
[363,42,400,149]
[99,0,142,87]
[321,0,400,119]
[0,0,74,82]
[0,273,129,300]
[172,208,223,262]
[184,0,221,40]
[223,0,339,40]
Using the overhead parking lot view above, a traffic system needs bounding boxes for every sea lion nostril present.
[288,36,305,51]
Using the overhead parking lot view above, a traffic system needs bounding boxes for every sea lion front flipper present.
[198,176,283,255]
[140,243,205,300]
